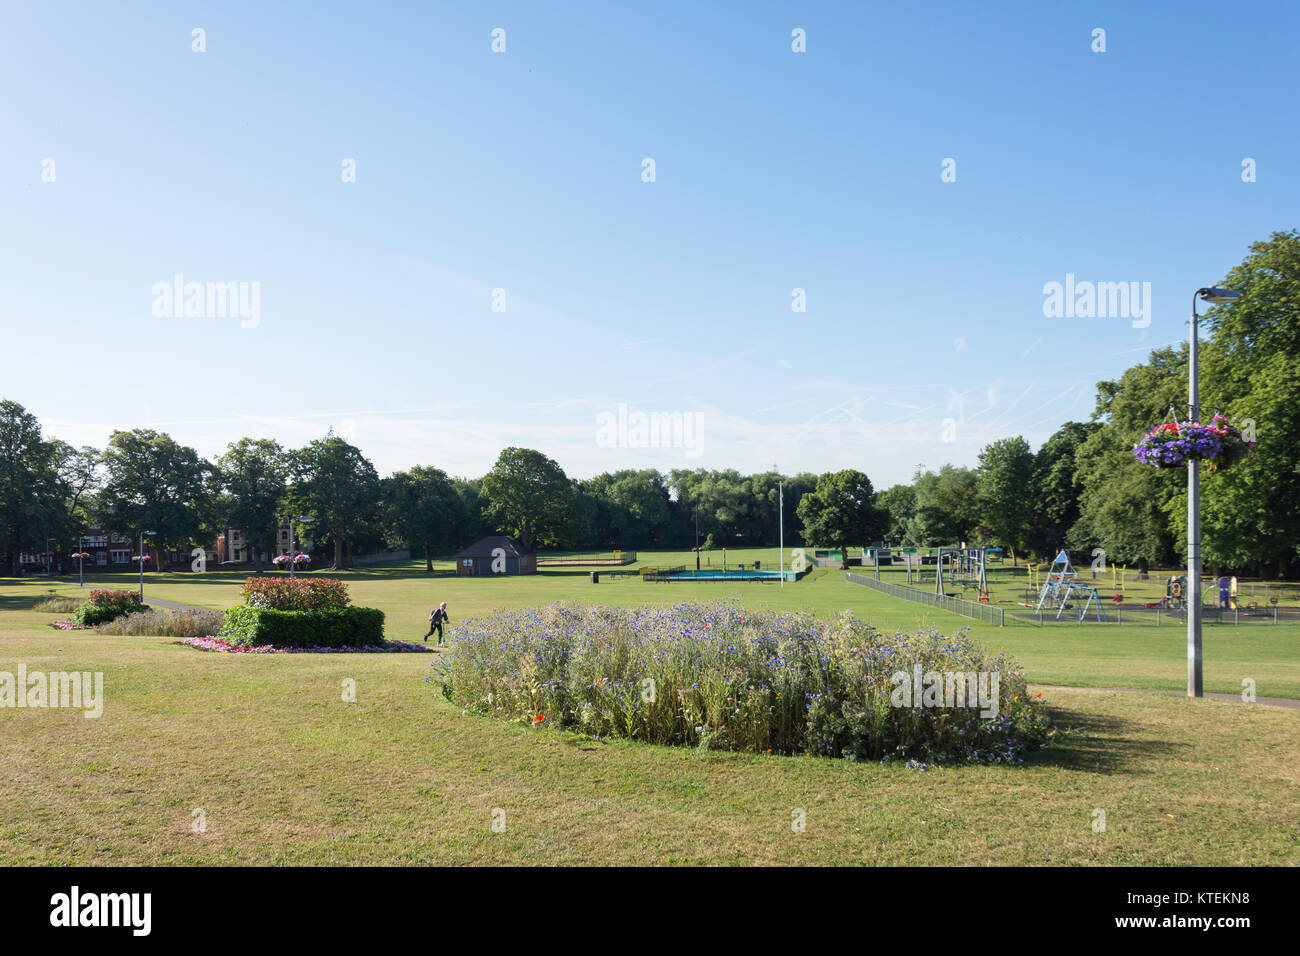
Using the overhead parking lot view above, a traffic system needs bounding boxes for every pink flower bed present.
[181,636,431,654]
[50,621,92,630]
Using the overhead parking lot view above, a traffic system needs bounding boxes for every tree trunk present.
[425,542,433,573]
[333,536,344,571]
[839,541,848,571]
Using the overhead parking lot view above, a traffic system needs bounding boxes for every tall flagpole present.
[779,479,784,588]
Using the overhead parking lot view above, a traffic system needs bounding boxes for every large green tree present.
[479,447,575,550]
[386,466,462,571]
[285,436,381,570]
[906,465,979,546]
[98,429,211,564]
[215,438,287,568]
[796,469,885,569]
[0,400,67,574]
[1193,230,1300,577]
[1027,422,1097,559]
[975,436,1036,565]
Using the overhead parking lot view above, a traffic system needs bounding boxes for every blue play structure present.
[1035,550,1102,621]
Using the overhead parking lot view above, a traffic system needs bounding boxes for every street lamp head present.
[144,530,157,535]
[1197,287,1242,303]
[295,516,314,523]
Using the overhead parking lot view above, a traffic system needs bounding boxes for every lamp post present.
[1187,286,1242,697]
[289,516,314,580]
[694,509,700,572]
[74,535,89,587]
[139,530,157,601]
[779,480,785,588]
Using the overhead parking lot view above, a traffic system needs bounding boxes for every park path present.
[1031,683,1299,710]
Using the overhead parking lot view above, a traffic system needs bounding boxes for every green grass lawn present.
[3,562,1298,865]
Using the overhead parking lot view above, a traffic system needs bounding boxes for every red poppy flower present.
[535,714,545,722]
[1036,693,1043,699]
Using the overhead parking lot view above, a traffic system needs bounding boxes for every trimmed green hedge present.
[73,601,151,627]
[219,605,386,648]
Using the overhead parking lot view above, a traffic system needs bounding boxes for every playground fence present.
[845,572,1005,626]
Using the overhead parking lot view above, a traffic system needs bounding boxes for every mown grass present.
[1,613,1296,865]
[11,554,1300,699]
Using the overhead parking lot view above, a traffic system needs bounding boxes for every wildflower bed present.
[435,600,1051,763]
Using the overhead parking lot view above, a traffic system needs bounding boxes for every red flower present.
[1036,693,1043,699]
[535,714,545,722]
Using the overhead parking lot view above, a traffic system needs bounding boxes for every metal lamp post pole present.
[694,509,700,572]
[779,480,784,588]
[1186,287,1242,697]
[289,518,295,580]
[79,535,86,587]
[1188,291,1203,698]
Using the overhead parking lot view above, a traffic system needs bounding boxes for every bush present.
[436,600,1052,763]
[220,605,385,648]
[95,608,225,637]
[72,590,147,626]
[239,576,350,611]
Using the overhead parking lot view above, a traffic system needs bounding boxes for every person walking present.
[424,601,449,644]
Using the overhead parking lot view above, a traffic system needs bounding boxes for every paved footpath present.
[1031,683,1300,709]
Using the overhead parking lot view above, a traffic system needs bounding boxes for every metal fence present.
[845,572,1005,626]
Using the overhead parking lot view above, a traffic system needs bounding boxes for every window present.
[84,535,107,548]
[462,559,473,567]
[96,553,108,566]
[111,550,130,564]
[280,530,289,542]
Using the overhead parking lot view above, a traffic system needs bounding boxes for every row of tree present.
[2,231,1294,577]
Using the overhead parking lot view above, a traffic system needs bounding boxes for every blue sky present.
[1,0,1294,488]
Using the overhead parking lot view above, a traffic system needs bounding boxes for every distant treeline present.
[2,232,1295,577]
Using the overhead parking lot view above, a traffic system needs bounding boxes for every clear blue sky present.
[1,0,1294,488]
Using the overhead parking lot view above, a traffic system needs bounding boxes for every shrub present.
[72,590,147,626]
[95,608,225,637]
[239,576,350,611]
[220,605,385,648]
[436,600,1052,763]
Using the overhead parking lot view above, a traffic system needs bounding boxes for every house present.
[452,535,537,576]
[216,523,310,566]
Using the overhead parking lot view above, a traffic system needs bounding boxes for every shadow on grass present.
[1025,704,1187,775]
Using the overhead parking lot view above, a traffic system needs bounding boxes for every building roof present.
[452,535,532,559]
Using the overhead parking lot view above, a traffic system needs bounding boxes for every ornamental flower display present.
[272,553,310,566]
[1132,415,1256,471]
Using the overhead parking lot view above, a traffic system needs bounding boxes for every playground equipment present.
[935,545,992,603]
[1035,550,1102,621]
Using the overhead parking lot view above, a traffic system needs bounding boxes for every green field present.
[2,555,1298,865]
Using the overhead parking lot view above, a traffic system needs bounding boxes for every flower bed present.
[71,589,147,626]
[1133,415,1255,470]
[239,576,349,611]
[50,620,92,630]
[435,600,1052,763]
[96,608,225,637]
[183,636,429,654]
[218,576,385,648]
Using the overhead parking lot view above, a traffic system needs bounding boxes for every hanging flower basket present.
[1133,415,1255,471]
